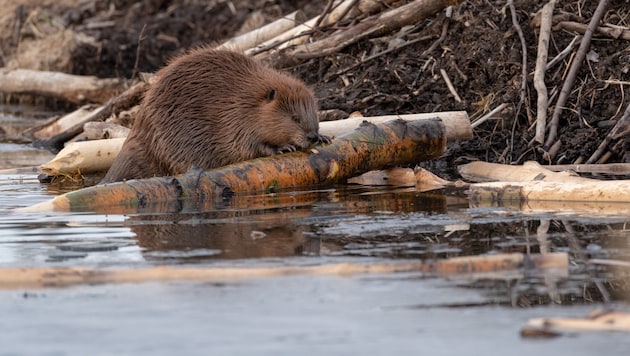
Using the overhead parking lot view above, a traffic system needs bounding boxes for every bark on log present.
[0,252,567,289]
[37,112,470,177]
[0,68,125,104]
[20,118,449,213]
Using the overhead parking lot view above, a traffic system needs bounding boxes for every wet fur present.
[102,48,327,183]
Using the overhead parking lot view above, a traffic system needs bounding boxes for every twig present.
[329,34,433,78]
[508,0,528,106]
[440,69,462,103]
[545,35,581,71]
[544,0,610,148]
[472,103,509,128]
[130,23,147,81]
[585,91,630,163]
[314,0,336,29]
[533,0,556,144]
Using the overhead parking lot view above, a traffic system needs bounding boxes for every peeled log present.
[0,68,125,104]
[19,118,448,213]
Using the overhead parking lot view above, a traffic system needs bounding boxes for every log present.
[0,252,567,289]
[20,118,450,213]
[30,105,98,140]
[526,310,630,333]
[38,112,470,177]
[34,80,149,152]
[39,138,126,176]
[218,10,305,51]
[83,122,130,140]
[459,162,630,203]
[320,111,471,141]
[0,68,125,104]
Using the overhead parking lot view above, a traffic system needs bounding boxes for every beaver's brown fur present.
[101,47,330,183]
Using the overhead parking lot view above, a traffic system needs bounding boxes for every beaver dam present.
[1,0,630,354]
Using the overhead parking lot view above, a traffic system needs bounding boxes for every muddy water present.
[1,108,630,355]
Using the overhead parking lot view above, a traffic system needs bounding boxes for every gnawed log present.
[0,252,567,289]
[39,138,125,176]
[0,68,125,104]
[34,80,149,152]
[460,161,630,204]
[29,105,98,140]
[525,310,630,334]
[19,118,450,213]
[218,10,305,51]
[38,112,470,177]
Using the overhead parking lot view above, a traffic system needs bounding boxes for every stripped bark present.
[0,68,125,104]
[533,0,555,144]
[20,118,450,213]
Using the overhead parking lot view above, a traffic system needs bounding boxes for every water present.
[1,108,630,355]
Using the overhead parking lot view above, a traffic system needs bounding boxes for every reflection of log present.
[21,118,451,213]
[0,68,125,104]
[526,310,630,333]
[0,252,567,289]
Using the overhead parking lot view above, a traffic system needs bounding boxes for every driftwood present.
[39,138,125,176]
[83,122,130,140]
[0,252,567,289]
[0,68,125,105]
[460,161,630,204]
[20,118,451,213]
[38,112,470,177]
[525,309,630,334]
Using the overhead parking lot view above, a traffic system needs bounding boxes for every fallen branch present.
[459,161,630,203]
[39,138,125,176]
[546,162,630,175]
[20,118,455,213]
[29,105,98,141]
[544,0,610,148]
[533,0,555,144]
[218,10,305,51]
[586,100,630,163]
[0,252,567,289]
[275,0,463,67]
[34,80,149,152]
[0,68,125,104]
[558,21,630,41]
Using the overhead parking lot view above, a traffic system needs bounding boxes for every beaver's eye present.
[266,88,277,102]
[291,115,300,123]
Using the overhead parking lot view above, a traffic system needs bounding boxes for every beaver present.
[101,47,330,183]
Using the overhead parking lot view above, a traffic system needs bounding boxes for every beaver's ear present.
[266,88,277,102]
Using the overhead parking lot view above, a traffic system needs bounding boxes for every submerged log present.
[19,118,450,213]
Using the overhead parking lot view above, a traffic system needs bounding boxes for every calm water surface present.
[1,107,629,355]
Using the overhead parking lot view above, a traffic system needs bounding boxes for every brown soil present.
[3,0,630,177]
